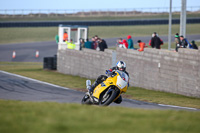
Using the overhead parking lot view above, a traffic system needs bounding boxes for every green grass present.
[0,13,199,21]
[0,27,58,44]
[0,62,200,109]
[0,24,200,44]
[0,100,200,133]
[89,24,200,38]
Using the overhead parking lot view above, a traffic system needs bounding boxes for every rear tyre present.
[81,94,92,105]
[99,89,117,106]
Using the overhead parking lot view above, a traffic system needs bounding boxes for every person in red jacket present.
[122,39,128,49]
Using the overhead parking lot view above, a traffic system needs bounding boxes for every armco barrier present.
[1,18,200,27]
[57,47,200,98]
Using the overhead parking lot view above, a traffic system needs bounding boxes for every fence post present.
[21,9,23,17]
[13,9,15,17]
[112,51,116,67]
[4,10,7,17]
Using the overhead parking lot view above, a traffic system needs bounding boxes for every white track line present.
[0,70,69,90]
[158,104,197,110]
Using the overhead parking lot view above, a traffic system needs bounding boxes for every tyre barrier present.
[43,55,57,70]
[0,18,200,27]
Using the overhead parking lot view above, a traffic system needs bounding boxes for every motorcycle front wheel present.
[99,89,117,106]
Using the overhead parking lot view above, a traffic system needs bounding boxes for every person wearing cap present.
[127,35,134,49]
[122,39,128,49]
[175,33,181,52]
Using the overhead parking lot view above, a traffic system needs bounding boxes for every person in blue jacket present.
[127,35,134,49]
[84,38,93,49]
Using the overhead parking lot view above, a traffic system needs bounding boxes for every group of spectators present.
[116,35,134,49]
[116,32,198,52]
[116,33,162,52]
[116,32,163,52]
[174,33,198,52]
[80,35,108,51]
[56,31,198,52]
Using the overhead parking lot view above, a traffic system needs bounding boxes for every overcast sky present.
[0,0,199,10]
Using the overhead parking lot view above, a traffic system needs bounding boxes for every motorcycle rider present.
[88,61,129,104]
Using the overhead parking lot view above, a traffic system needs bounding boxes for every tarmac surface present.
[0,70,199,111]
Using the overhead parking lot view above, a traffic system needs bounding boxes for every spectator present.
[79,38,85,50]
[93,35,99,50]
[55,35,59,44]
[98,38,108,51]
[191,40,198,50]
[117,38,123,43]
[137,40,146,52]
[116,38,123,48]
[127,35,134,49]
[149,34,163,49]
[175,33,181,52]
[67,39,75,49]
[84,38,93,49]
[63,31,68,42]
[150,32,162,49]
[122,39,128,49]
[91,37,96,49]
[180,35,188,48]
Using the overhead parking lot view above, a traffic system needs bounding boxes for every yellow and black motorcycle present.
[81,70,129,106]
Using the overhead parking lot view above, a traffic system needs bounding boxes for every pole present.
[180,0,187,37]
[168,0,172,50]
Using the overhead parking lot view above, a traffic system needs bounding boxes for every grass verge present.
[0,24,200,44]
[0,99,200,133]
[0,13,199,21]
[0,62,200,109]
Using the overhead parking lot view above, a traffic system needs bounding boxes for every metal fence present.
[0,6,199,17]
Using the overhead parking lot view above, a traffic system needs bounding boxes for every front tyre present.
[99,89,117,106]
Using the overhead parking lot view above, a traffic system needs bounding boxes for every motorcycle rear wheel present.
[81,94,92,105]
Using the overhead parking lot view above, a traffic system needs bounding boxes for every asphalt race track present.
[0,41,58,62]
[0,35,200,62]
[0,70,199,111]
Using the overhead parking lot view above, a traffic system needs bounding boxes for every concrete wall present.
[57,48,114,79]
[57,47,200,98]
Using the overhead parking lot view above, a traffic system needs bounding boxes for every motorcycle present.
[81,70,129,106]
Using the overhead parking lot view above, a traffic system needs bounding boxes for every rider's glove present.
[105,70,112,76]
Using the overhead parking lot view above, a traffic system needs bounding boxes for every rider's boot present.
[88,81,99,95]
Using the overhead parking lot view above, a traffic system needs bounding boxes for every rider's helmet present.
[116,61,126,71]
